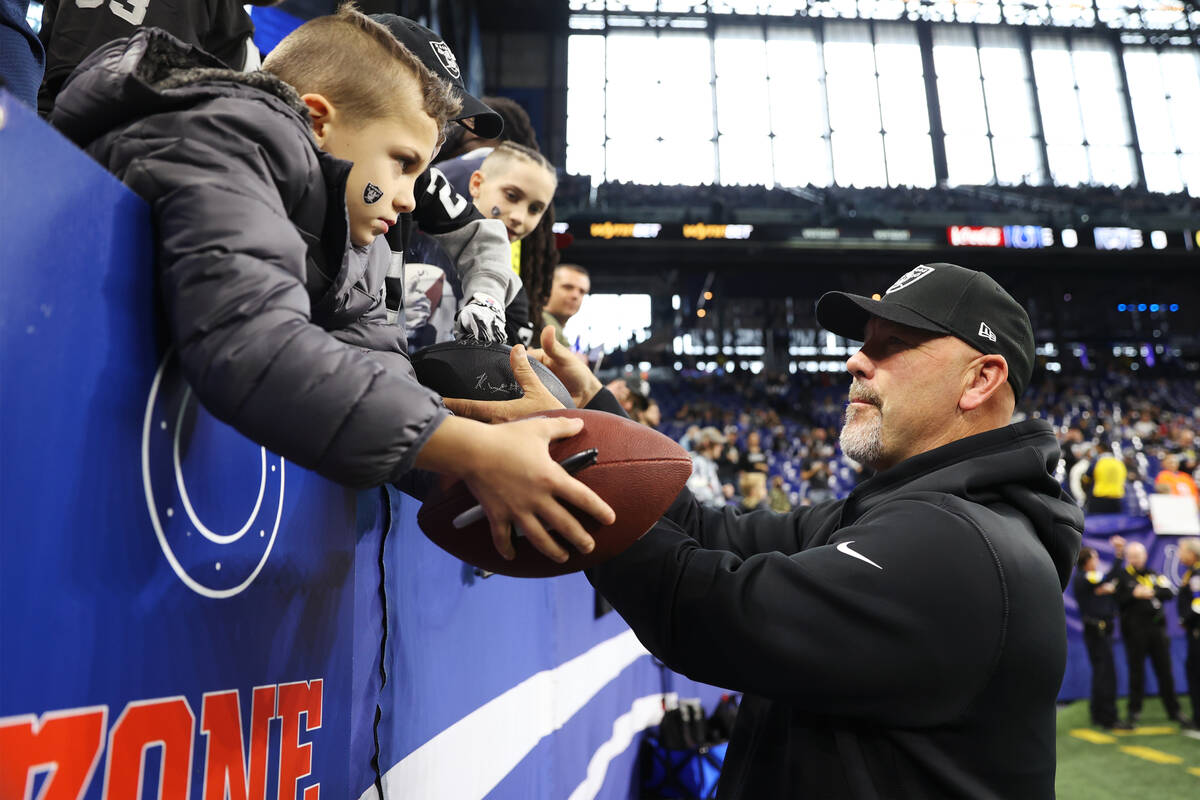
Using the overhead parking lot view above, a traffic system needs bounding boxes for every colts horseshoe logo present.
[141,349,285,598]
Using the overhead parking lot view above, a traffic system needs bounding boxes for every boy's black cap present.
[369,14,504,139]
[815,263,1035,398]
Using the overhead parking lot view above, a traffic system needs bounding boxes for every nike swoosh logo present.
[836,541,882,570]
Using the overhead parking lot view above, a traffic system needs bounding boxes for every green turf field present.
[1057,698,1200,799]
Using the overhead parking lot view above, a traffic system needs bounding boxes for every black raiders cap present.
[815,263,1035,398]
[369,14,504,139]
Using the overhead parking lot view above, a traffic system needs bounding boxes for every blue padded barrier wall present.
[0,91,725,800]
[0,88,358,800]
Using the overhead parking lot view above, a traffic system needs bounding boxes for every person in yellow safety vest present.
[1085,448,1127,514]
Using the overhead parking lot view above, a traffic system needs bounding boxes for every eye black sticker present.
[491,206,501,217]
[363,182,383,204]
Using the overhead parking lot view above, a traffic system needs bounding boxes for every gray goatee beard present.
[840,384,883,466]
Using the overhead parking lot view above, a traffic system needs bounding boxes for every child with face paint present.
[459,143,558,343]
[53,5,614,565]
[468,143,558,247]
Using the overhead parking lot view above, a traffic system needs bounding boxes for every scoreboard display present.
[563,220,1199,253]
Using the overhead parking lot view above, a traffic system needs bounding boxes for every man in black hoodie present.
[474,264,1083,799]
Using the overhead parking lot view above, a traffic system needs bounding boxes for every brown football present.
[417,409,693,577]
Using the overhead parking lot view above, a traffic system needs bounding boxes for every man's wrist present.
[579,375,603,407]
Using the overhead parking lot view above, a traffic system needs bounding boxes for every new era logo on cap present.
[978,322,997,342]
[430,40,460,79]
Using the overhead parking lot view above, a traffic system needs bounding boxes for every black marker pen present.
[452,448,600,529]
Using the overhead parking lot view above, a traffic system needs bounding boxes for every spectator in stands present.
[739,431,769,476]
[685,428,724,509]
[1061,426,1085,475]
[620,387,652,426]
[1174,428,1197,475]
[1068,443,1096,507]
[642,397,661,429]
[1179,538,1200,729]
[1133,410,1158,441]
[801,456,835,504]
[1155,455,1199,506]
[37,0,273,116]
[679,424,702,453]
[768,475,792,513]
[543,264,590,347]
[50,7,613,564]
[1,0,43,108]
[1072,538,1131,730]
[1086,447,1127,514]
[738,471,768,512]
[1114,541,1192,727]
[605,377,632,413]
[715,433,741,496]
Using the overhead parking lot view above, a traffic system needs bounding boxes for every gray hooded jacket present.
[51,29,448,488]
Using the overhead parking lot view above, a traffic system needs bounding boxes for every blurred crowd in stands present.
[623,365,1200,516]
[555,179,1200,227]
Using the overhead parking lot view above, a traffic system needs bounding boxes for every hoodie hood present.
[847,419,1083,589]
[50,27,309,150]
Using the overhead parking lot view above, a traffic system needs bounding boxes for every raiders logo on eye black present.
[363,182,383,204]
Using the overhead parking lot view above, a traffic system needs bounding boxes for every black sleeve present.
[583,387,629,418]
[202,0,254,69]
[1155,575,1176,602]
[1113,570,1134,610]
[1102,559,1124,583]
[413,166,484,234]
[504,284,530,345]
[587,499,1004,726]
[1071,574,1089,607]
[1179,572,1197,624]
[662,489,815,557]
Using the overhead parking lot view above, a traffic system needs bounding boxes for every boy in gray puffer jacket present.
[49,5,613,564]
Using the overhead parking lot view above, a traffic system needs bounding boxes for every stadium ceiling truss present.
[567,0,1200,39]
[564,0,1200,192]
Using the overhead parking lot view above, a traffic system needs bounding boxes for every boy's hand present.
[443,345,564,422]
[415,415,616,562]
[455,292,507,344]
[463,415,614,562]
[527,325,603,408]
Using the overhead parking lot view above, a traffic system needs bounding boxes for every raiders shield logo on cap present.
[430,41,461,79]
[886,265,935,294]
